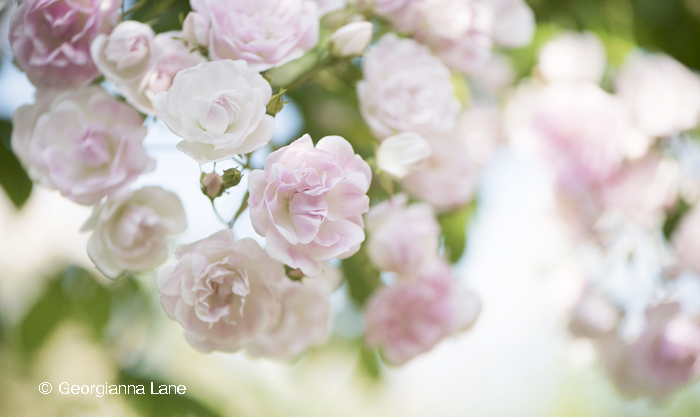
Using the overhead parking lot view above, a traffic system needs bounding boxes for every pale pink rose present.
[9,0,121,89]
[191,0,319,72]
[597,154,679,228]
[532,83,629,192]
[569,292,620,338]
[373,0,420,32]
[248,134,372,276]
[314,0,347,15]
[358,34,460,139]
[329,21,373,58]
[459,107,502,166]
[182,12,210,48]
[401,123,480,210]
[247,266,341,359]
[365,194,441,278]
[538,31,607,84]
[473,53,515,92]
[486,0,535,48]
[158,229,285,353]
[364,262,481,365]
[602,303,700,399]
[91,20,155,83]
[155,59,273,164]
[616,52,700,138]
[673,204,700,275]
[11,86,154,205]
[375,132,432,179]
[119,32,206,116]
[81,187,187,279]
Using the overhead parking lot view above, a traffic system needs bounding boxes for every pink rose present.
[11,86,154,205]
[365,194,441,278]
[191,0,319,71]
[91,20,155,83]
[364,262,481,365]
[158,229,285,353]
[531,83,629,192]
[10,0,121,89]
[248,134,372,276]
[538,31,607,85]
[248,266,341,359]
[673,204,700,275]
[119,32,206,116]
[358,34,460,139]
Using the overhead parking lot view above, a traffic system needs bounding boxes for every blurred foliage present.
[341,245,382,307]
[438,200,477,264]
[358,343,382,381]
[127,0,192,34]
[664,198,692,239]
[0,119,33,209]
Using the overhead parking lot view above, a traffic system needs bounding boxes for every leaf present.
[438,200,477,264]
[340,245,381,307]
[0,120,33,209]
[664,199,692,239]
[18,275,71,355]
[118,369,223,417]
[358,344,382,381]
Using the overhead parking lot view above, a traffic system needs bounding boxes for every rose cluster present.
[505,31,700,399]
[7,0,530,365]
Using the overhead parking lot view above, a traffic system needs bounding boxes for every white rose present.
[247,266,341,360]
[182,12,210,48]
[91,20,155,83]
[118,31,206,116]
[155,59,275,164]
[329,21,373,58]
[376,132,432,179]
[11,86,155,205]
[538,31,607,84]
[158,229,285,353]
[358,34,460,139]
[81,187,187,279]
[616,52,700,138]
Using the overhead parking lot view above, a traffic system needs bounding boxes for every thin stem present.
[124,0,150,17]
[210,199,228,225]
[229,190,250,228]
[285,55,337,92]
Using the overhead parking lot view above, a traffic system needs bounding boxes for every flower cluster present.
[505,31,700,399]
[8,0,525,365]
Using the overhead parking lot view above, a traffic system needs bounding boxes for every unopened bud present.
[329,21,373,58]
[376,132,432,179]
[266,88,287,116]
[182,12,210,48]
[201,172,224,199]
[222,167,243,188]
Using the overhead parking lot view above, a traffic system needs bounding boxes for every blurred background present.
[2,0,700,416]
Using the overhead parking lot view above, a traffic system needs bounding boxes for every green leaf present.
[664,199,692,239]
[0,120,33,209]
[18,275,71,355]
[358,344,382,381]
[118,369,222,417]
[438,200,477,264]
[341,245,381,307]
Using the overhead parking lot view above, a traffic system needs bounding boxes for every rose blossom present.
[158,229,285,353]
[531,82,630,192]
[672,203,700,275]
[365,194,441,278]
[487,0,535,48]
[358,34,460,139]
[10,0,121,89]
[91,20,155,83]
[155,59,274,164]
[364,262,481,365]
[376,132,432,179]
[616,52,700,138]
[11,86,154,205]
[329,21,374,58]
[538,31,607,84]
[190,0,319,72]
[248,134,372,276]
[182,12,210,48]
[81,187,187,279]
[118,32,206,116]
[248,266,341,359]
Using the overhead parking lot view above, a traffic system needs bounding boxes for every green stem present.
[210,199,228,225]
[229,191,250,228]
[285,55,337,92]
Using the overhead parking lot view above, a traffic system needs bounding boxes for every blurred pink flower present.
[248,135,371,276]
[119,31,206,116]
[11,86,154,205]
[364,262,480,365]
[81,187,187,279]
[191,0,319,71]
[248,266,341,360]
[616,52,700,138]
[538,31,607,84]
[673,204,700,275]
[10,0,121,89]
[358,34,460,139]
[91,20,155,83]
[158,229,285,353]
[366,194,441,278]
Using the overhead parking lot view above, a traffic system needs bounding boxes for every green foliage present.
[128,0,192,33]
[664,198,692,239]
[0,120,33,209]
[118,369,222,417]
[341,245,381,307]
[358,344,382,381]
[438,200,477,264]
